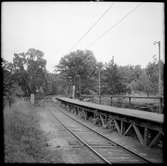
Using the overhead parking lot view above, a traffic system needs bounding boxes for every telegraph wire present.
[68,3,114,52]
[87,3,142,48]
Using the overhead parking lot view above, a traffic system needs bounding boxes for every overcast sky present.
[2,2,164,72]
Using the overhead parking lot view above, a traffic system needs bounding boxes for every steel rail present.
[50,110,111,164]
[53,99,151,163]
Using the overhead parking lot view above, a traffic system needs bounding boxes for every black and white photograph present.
[2,1,164,163]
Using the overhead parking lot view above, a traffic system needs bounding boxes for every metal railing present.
[110,95,163,113]
[80,94,164,113]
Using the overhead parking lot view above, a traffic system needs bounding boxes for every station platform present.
[55,104,163,163]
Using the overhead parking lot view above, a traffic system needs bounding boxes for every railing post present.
[129,97,131,105]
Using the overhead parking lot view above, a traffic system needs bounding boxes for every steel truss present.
[60,101,163,148]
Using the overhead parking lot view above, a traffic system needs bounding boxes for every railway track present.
[50,101,152,164]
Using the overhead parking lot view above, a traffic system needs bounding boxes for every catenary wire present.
[87,3,142,48]
[68,3,115,52]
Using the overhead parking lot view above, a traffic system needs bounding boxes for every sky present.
[2,2,165,72]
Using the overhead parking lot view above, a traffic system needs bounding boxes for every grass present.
[4,99,63,163]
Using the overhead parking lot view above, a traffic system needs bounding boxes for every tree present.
[2,58,21,106]
[10,48,47,96]
[45,72,63,95]
[12,52,30,96]
[118,65,142,84]
[55,49,97,95]
[139,70,152,96]
[102,60,127,95]
[145,60,164,95]
[26,48,47,94]
[129,70,152,96]
[2,58,15,96]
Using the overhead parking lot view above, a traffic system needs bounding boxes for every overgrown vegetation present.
[4,101,62,163]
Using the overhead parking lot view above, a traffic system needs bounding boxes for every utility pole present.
[153,41,161,96]
[97,62,103,104]
[154,41,162,113]
[112,56,114,64]
[75,74,80,99]
[77,74,81,99]
[98,68,101,104]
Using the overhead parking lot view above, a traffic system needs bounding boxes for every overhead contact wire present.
[69,3,114,52]
[88,3,142,48]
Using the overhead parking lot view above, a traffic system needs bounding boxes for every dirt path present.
[37,102,100,163]
[38,106,75,163]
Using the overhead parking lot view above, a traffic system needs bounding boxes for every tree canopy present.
[55,50,97,95]
[101,60,127,95]
[3,48,163,99]
[3,48,48,97]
